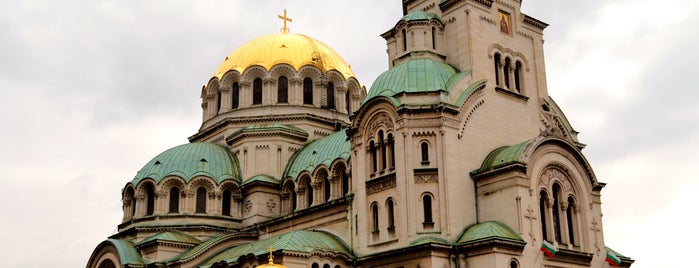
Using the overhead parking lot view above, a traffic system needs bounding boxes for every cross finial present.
[277,9,293,33]
[268,246,274,264]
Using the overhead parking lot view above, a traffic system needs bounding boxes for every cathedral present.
[86,1,634,267]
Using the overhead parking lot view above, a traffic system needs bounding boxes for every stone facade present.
[86,1,633,268]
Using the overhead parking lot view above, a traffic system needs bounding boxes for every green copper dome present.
[131,143,241,185]
[364,58,463,104]
[283,130,350,179]
[455,221,524,245]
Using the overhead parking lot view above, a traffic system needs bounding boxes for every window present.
[431,27,436,49]
[306,180,314,208]
[326,82,335,109]
[504,57,511,89]
[222,190,231,216]
[494,53,501,86]
[125,188,135,219]
[341,169,349,196]
[422,194,433,224]
[387,134,395,169]
[387,198,395,229]
[169,187,180,213]
[509,260,518,268]
[370,141,377,173]
[539,190,549,241]
[98,259,116,268]
[567,196,576,245]
[145,186,155,216]
[231,82,239,109]
[514,61,522,92]
[345,90,351,113]
[196,187,207,213]
[402,28,407,51]
[312,263,319,268]
[420,142,429,164]
[552,183,562,242]
[323,264,330,268]
[379,131,386,170]
[253,78,262,105]
[277,76,288,103]
[303,78,313,105]
[216,90,222,113]
[324,175,331,202]
[371,202,379,231]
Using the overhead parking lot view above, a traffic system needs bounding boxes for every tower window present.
[420,142,429,164]
[278,76,288,103]
[253,78,262,105]
[145,186,155,216]
[196,187,207,213]
[231,82,240,109]
[326,82,335,109]
[303,78,313,105]
[422,194,433,224]
[222,190,231,216]
[567,196,577,245]
[431,27,436,49]
[387,198,395,229]
[402,28,407,51]
[387,133,395,169]
[552,183,562,243]
[504,57,511,89]
[539,190,549,241]
[514,61,523,92]
[169,187,180,213]
[370,140,377,173]
[371,202,379,232]
[379,131,386,171]
[494,53,501,86]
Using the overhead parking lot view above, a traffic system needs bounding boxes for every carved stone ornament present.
[369,114,394,135]
[243,200,252,213]
[266,199,277,212]
[366,177,396,194]
[415,174,438,183]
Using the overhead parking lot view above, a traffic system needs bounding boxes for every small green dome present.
[364,58,462,104]
[283,130,350,179]
[131,143,241,185]
[455,221,524,245]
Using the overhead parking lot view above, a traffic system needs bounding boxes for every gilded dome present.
[213,33,356,79]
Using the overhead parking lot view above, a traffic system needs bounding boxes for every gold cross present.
[278,9,293,33]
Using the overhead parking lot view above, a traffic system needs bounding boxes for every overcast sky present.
[1,1,697,267]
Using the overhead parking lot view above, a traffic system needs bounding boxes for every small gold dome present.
[214,33,356,79]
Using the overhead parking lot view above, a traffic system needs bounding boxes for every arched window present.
[387,134,395,169]
[312,263,319,268]
[509,260,518,268]
[231,82,239,109]
[216,90,222,113]
[303,78,313,105]
[324,175,331,202]
[196,187,207,213]
[387,198,395,229]
[567,196,577,245]
[341,170,349,196]
[402,28,407,51]
[169,187,180,213]
[326,82,335,109]
[539,190,549,241]
[345,90,351,113]
[125,188,135,219]
[98,259,116,268]
[379,131,386,170]
[494,53,501,86]
[514,61,522,92]
[222,190,231,216]
[431,27,436,49]
[323,264,330,268]
[371,202,379,231]
[504,57,511,89]
[253,78,262,105]
[145,185,155,216]
[552,183,562,242]
[420,142,429,164]
[422,194,433,224]
[306,180,314,208]
[277,76,288,103]
[370,140,377,173]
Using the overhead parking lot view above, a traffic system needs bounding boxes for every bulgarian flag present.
[606,248,621,267]
[540,240,556,257]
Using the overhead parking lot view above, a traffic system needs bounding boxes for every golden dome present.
[214,33,356,80]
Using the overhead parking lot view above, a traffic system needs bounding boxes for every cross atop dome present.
[278,9,293,33]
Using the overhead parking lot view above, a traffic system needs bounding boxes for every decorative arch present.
[121,185,136,221]
[297,173,314,209]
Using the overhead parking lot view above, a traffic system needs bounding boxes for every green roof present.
[455,221,524,245]
[131,142,242,185]
[199,230,352,267]
[227,123,308,141]
[364,58,461,105]
[400,10,444,24]
[473,140,531,174]
[283,130,350,179]
[136,231,201,246]
[409,236,451,246]
[106,239,147,265]
[243,174,280,186]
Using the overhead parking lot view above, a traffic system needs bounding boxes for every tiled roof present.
[227,123,308,142]
[199,230,351,267]
[283,130,350,179]
[455,221,524,245]
[131,143,242,185]
[473,140,531,174]
[136,231,201,246]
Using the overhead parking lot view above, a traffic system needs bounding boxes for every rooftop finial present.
[278,9,293,33]
[268,246,274,264]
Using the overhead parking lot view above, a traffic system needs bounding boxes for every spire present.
[278,9,293,33]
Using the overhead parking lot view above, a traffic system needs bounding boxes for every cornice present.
[523,14,549,30]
